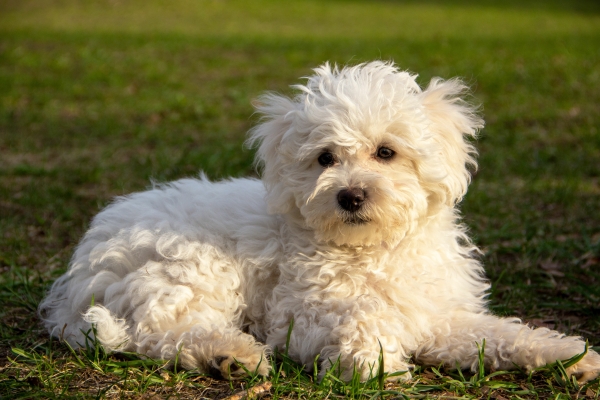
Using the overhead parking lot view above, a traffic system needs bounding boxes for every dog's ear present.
[247,93,300,214]
[420,78,483,205]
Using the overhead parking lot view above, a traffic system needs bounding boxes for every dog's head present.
[249,61,482,247]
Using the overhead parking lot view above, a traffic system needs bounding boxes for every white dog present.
[39,61,600,382]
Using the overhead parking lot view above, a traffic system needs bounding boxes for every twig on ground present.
[223,381,272,400]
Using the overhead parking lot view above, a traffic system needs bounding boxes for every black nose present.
[337,188,366,212]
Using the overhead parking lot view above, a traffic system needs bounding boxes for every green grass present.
[1,0,600,398]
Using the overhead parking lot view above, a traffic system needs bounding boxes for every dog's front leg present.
[267,293,414,381]
[415,312,600,382]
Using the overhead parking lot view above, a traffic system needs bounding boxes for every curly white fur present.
[39,61,600,381]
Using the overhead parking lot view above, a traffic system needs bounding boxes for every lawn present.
[1,0,600,398]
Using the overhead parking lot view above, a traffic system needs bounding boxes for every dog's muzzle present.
[337,188,366,212]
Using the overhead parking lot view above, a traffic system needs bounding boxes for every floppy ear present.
[420,78,483,205]
[246,93,300,214]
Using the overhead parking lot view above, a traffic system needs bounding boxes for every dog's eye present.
[376,147,395,159]
[318,152,335,167]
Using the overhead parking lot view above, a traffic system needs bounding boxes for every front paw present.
[565,350,600,383]
[319,355,413,382]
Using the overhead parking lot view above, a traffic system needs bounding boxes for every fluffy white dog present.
[40,61,600,382]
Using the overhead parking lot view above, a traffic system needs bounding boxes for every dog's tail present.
[82,305,131,352]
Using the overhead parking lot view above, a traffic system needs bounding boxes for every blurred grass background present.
[1,0,600,398]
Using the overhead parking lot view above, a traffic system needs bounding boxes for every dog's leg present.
[78,244,271,379]
[267,295,415,381]
[414,313,600,382]
[84,304,271,380]
[130,324,270,379]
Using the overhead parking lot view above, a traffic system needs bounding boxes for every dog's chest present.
[278,246,437,307]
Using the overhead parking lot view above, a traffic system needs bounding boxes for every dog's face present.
[250,62,482,247]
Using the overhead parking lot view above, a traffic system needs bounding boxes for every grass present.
[1,0,600,398]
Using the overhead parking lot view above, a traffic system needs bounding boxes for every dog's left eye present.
[376,147,395,159]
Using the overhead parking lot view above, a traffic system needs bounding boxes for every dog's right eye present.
[318,152,335,167]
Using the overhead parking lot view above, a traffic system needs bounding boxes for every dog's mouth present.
[342,214,371,225]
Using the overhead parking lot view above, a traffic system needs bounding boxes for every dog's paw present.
[565,350,600,383]
[319,357,413,382]
[386,364,414,382]
[209,354,270,380]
